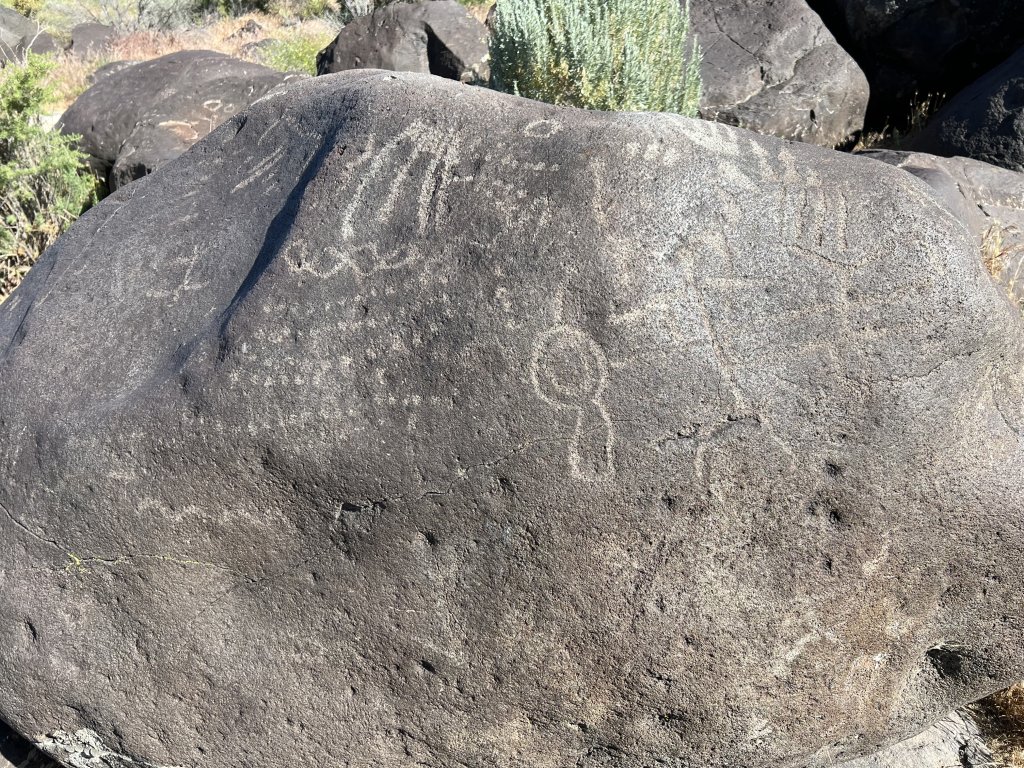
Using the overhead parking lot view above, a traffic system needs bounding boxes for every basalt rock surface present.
[316,0,488,82]
[863,149,1024,308]
[59,50,301,191]
[691,0,869,147]
[1,71,1022,768]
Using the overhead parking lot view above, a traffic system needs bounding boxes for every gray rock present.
[863,149,1024,308]
[691,0,869,147]
[2,71,1023,768]
[59,50,301,191]
[807,0,1024,126]
[87,60,136,85]
[67,22,116,58]
[837,712,992,768]
[316,0,488,82]
[911,47,1024,173]
[0,6,56,62]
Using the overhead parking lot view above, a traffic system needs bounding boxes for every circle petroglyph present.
[531,325,615,481]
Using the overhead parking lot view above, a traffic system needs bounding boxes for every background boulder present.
[691,0,869,147]
[67,22,116,58]
[2,71,1023,768]
[0,6,56,62]
[59,50,302,192]
[316,0,488,82]
[911,46,1024,173]
[807,0,1024,127]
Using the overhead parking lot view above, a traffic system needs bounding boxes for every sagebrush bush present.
[489,0,701,114]
[0,54,94,302]
[257,29,333,73]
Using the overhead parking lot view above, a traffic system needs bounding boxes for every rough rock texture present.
[0,6,57,61]
[691,0,869,147]
[838,712,991,768]
[316,0,488,82]
[68,22,116,58]
[807,0,1024,126]
[863,150,1024,308]
[59,50,300,191]
[911,47,1024,173]
[2,71,1023,768]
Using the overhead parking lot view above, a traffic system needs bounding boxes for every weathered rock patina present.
[1,71,1022,768]
[59,50,301,191]
[691,0,869,147]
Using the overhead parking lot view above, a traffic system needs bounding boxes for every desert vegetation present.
[0,53,94,297]
[489,0,700,113]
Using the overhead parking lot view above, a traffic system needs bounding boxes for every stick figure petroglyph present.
[531,325,616,481]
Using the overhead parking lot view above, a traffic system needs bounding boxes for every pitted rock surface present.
[863,149,1024,308]
[59,50,301,191]
[691,0,869,147]
[1,71,1023,768]
[315,0,488,82]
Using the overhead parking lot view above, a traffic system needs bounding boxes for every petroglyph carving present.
[778,147,865,267]
[523,119,562,138]
[531,325,615,480]
[336,123,456,277]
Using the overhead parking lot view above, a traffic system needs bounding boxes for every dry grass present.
[43,12,338,112]
[850,92,945,152]
[981,221,1024,309]
[969,684,1024,767]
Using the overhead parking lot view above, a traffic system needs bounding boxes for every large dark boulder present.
[910,47,1024,173]
[2,71,1023,768]
[59,50,301,192]
[863,149,1024,308]
[316,0,488,82]
[807,0,1024,127]
[691,0,869,147]
[0,6,56,62]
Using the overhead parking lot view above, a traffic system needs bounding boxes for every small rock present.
[68,22,116,58]
[316,0,488,83]
[229,19,264,39]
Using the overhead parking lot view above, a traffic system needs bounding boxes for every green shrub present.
[0,54,95,302]
[257,31,332,73]
[0,0,46,18]
[489,0,701,114]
